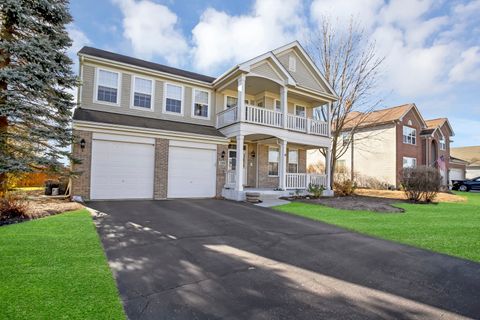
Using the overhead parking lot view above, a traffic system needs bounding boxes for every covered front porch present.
[220,134,332,201]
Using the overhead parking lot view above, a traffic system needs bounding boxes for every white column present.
[327,102,332,137]
[235,135,244,191]
[237,74,246,122]
[280,86,288,129]
[325,146,331,190]
[279,139,287,190]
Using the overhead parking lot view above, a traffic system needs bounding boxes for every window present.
[403,126,416,145]
[256,98,264,108]
[403,157,417,168]
[288,149,298,173]
[288,55,296,72]
[192,89,209,118]
[337,159,347,169]
[341,132,351,146]
[268,147,279,176]
[132,76,153,109]
[165,83,183,114]
[440,139,446,150]
[226,96,238,109]
[295,105,306,117]
[96,69,119,104]
[274,99,281,112]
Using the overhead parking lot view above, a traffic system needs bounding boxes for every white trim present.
[92,132,155,145]
[94,67,122,106]
[268,146,280,177]
[73,120,229,144]
[402,125,417,145]
[237,52,296,86]
[403,156,417,168]
[191,87,211,120]
[130,75,155,112]
[163,82,184,116]
[169,140,217,150]
[81,55,213,88]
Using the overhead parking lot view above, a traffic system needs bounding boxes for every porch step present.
[245,192,261,203]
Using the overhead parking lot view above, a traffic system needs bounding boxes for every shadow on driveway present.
[88,199,480,320]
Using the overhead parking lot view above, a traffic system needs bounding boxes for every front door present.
[228,145,247,185]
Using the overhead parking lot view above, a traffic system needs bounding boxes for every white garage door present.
[91,137,155,200]
[450,168,465,182]
[168,142,216,198]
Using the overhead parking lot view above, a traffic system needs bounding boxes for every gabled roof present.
[78,47,216,83]
[238,51,296,86]
[425,118,455,136]
[451,146,480,166]
[342,103,424,130]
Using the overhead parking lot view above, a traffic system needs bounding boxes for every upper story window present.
[403,126,416,145]
[164,83,183,114]
[288,55,296,72]
[288,149,298,173]
[193,89,209,118]
[226,96,238,109]
[439,137,446,150]
[341,132,351,146]
[132,76,153,109]
[295,105,306,117]
[403,157,417,168]
[96,69,120,104]
[274,99,281,112]
[268,147,279,176]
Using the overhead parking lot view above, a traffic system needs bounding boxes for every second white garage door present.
[450,168,465,182]
[168,142,217,198]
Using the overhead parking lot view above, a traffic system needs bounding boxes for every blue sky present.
[68,0,480,147]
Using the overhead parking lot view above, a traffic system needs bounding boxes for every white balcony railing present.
[216,105,329,137]
[286,173,327,190]
[217,106,238,128]
[245,105,283,128]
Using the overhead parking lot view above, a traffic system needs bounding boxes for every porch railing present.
[245,105,283,128]
[217,106,238,128]
[309,119,329,136]
[286,173,327,190]
[286,114,307,132]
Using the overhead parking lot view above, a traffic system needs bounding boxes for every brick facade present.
[154,138,169,199]
[71,130,92,200]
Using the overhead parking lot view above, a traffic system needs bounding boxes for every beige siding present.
[276,50,327,93]
[80,63,215,126]
[338,124,397,186]
[250,62,283,82]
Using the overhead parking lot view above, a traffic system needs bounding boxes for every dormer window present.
[288,55,296,72]
[96,69,120,104]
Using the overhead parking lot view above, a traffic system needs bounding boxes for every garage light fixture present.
[250,150,256,158]
[80,138,86,150]
[221,150,226,159]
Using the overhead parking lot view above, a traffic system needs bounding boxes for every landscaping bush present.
[0,193,29,221]
[400,166,442,202]
[334,179,357,196]
[308,183,325,198]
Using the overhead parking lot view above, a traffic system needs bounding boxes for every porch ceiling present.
[222,76,281,96]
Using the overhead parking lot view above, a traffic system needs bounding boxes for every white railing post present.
[235,135,244,191]
[307,118,311,134]
[279,139,287,190]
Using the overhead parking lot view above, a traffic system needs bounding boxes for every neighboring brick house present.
[71,41,337,201]
[336,104,456,188]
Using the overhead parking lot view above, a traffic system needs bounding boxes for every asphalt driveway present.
[89,199,480,320]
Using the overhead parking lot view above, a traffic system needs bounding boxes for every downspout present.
[350,133,355,181]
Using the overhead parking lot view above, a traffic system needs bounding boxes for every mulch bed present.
[301,195,406,213]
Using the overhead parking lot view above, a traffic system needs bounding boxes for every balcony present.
[217,105,329,136]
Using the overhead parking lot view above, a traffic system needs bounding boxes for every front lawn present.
[0,209,125,319]
[275,192,480,262]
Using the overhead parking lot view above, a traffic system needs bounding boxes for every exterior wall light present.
[251,150,256,158]
[221,150,226,159]
[80,138,86,150]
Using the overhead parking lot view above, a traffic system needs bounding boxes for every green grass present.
[275,192,480,262]
[0,209,125,319]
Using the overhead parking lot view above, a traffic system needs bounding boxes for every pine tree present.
[0,0,78,195]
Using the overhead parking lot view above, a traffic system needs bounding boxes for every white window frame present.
[163,82,184,116]
[224,95,238,110]
[288,55,296,72]
[268,147,279,177]
[403,126,417,145]
[295,105,306,118]
[191,88,211,119]
[274,99,281,112]
[94,67,121,106]
[288,149,299,173]
[403,157,417,168]
[130,75,154,111]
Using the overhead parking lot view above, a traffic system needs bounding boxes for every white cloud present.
[191,0,306,72]
[67,24,91,59]
[112,0,188,66]
[449,46,480,83]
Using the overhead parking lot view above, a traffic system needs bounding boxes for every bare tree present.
[307,17,384,187]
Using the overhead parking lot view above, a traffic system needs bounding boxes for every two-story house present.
[71,41,337,201]
[337,104,455,188]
